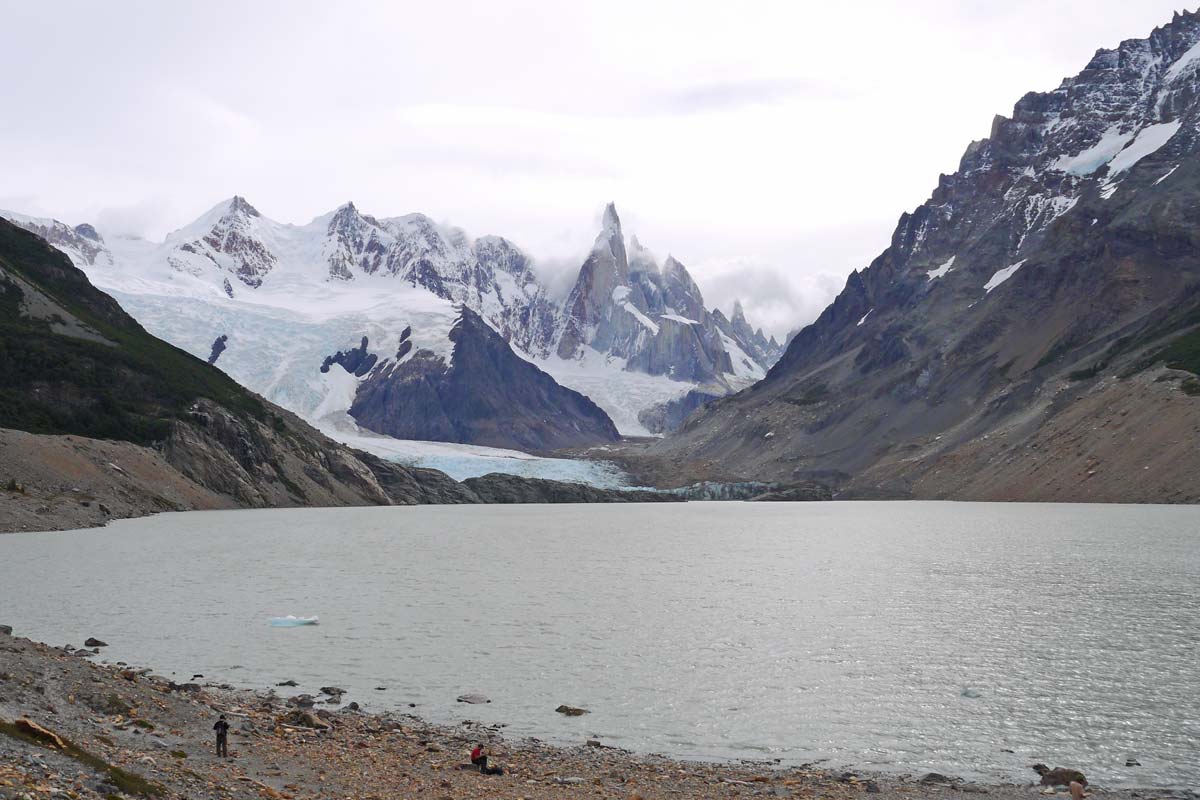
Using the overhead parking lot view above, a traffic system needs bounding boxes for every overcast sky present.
[0,1,1189,336]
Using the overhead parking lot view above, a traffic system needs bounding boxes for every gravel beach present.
[0,628,1182,800]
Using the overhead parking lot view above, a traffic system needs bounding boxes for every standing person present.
[213,714,230,757]
[470,743,488,773]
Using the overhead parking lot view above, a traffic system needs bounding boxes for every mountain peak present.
[601,202,620,232]
[590,202,626,261]
[227,196,261,218]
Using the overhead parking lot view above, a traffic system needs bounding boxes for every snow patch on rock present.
[984,260,1027,293]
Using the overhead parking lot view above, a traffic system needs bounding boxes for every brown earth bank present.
[0,628,1174,800]
[0,420,676,535]
[592,368,1200,504]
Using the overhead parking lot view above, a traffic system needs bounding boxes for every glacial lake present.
[2,502,1197,788]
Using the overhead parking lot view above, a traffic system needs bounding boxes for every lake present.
[1,502,1197,787]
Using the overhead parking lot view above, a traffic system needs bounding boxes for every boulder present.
[0,625,12,636]
[456,693,490,704]
[320,686,346,696]
[286,694,316,708]
[555,705,588,716]
[275,680,298,687]
[282,710,329,730]
[84,637,108,647]
[921,773,958,785]
[1032,765,1087,787]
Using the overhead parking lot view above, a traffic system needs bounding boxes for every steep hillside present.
[642,10,1200,502]
[0,217,262,443]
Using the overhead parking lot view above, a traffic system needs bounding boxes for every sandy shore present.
[0,628,1177,800]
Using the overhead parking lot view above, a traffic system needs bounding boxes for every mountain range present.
[633,9,1200,503]
[2,200,781,453]
[0,217,676,532]
[8,9,1200,505]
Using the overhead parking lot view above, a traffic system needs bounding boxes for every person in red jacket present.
[470,743,488,773]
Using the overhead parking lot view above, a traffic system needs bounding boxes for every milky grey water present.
[1,502,1197,787]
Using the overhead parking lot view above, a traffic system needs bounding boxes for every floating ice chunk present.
[270,616,320,627]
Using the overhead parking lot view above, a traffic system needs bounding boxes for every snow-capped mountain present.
[3,198,780,449]
[646,9,1200,502]
[0,211,111,269]
[557,203,780,386]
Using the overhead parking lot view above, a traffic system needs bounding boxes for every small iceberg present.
[270,615,319,627]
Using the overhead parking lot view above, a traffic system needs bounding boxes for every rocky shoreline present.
[0,628,1181,800]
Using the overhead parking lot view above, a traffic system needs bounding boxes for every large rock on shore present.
[1033,765,1087,787]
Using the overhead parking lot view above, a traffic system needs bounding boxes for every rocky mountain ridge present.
[3,200,781,445]
[557,204,779,389]
[4,199,778,383]
[635,8,1200,502]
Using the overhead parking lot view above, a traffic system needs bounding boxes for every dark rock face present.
[638,389,723,434]
[207,334,228,365]
[462,473,681,504]
[748,483,834,502]
[647,10,1200,500]
[350,308,620,452]
[320,336,378,377]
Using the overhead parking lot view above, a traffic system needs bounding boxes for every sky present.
[0,1,1191,337]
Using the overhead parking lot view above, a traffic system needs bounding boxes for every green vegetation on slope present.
[0,219,263,443]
